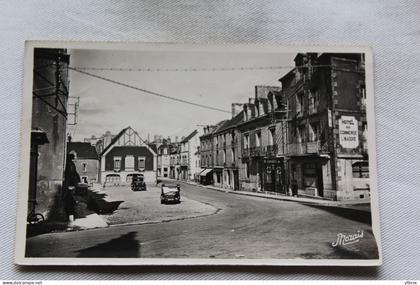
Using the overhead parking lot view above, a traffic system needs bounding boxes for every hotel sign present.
[339,116,359,149]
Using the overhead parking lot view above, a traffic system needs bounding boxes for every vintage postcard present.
[15,42,382,266]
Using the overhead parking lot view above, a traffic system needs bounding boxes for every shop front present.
[263,157,286,194]
[199,168,213,185]
[288,156,330,198]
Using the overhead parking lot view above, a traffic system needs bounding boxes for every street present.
[25,180,379,259]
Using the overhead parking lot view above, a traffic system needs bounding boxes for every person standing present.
[63,153,80,228]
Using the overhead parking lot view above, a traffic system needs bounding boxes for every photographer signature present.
[331,230,364,247]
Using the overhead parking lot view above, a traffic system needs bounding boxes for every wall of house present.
[31,49,69,221]
[105,147,155,171]
[188,135,200,180]
[335,158,370,201]
[74,158,99,184]
[102,146,156,184]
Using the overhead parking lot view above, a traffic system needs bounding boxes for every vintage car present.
[131,174,147,191]
[160,184,181,204]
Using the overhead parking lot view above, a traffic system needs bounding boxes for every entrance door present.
[275,165,285,194]
[233,170,239,191]
[316,164,324,197]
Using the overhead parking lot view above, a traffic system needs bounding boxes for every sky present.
[68,48,295,142]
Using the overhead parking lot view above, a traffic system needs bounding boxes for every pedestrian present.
[291,179,298,197]
[63,153,80,228]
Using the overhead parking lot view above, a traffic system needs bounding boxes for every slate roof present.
[214,111,244,134]
[99,127,129,156]
[180,130,198,143]
[99,126,156,157]
[67,142,99,160]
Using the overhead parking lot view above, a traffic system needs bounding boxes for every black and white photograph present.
[15,42,381,266]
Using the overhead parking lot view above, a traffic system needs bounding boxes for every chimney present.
[103,131,113,148]
[231,103,243,118]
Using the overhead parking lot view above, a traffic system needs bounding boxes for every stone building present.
[281,53,368,201]
[199,121,226,185]
[212,104,244,190]
[67,141,99,184]
[237,86,288,193]
[29,48,70,221]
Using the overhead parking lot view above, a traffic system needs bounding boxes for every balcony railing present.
[287,141,321,155]
[250,146,263,157]
[266,144,278,157]
[242,145,281,158]
[242,148,250,158]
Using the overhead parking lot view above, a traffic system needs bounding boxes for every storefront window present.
[302,163,317,188]
[352,161,369,178]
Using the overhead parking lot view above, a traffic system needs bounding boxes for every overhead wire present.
[68,67,231,114]
[68,64,332,73]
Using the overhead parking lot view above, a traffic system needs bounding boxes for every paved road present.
[26,180,379,259]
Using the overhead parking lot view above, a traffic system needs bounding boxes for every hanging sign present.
[338,116,359,149]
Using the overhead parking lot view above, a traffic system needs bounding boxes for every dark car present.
[131,174,147,191]
[160,184,181,204]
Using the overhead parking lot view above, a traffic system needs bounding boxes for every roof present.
[181,130,198,143]
[100,126,157,157]
[215,111,244,134]
[148,143,158,153]
[67,142,99,160]
[170,145,180,154]
[100,127,129,156]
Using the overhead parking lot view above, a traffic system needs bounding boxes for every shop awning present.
[200,168,213,176]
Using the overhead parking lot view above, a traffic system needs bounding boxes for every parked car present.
[160,184,181,204]
[131,174,147,191]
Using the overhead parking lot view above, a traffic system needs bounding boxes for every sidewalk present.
[172,179,371,213]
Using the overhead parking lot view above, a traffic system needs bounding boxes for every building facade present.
[199,122,226,185]
[237,86,288,193]
[67,141,99,184]
[179,130,201,181]
[30,48,70,221]
[169,144,181,180]
[98,126,157,185]
[212,105,244,190]
[157,138,175,178]
[281,53,368,201]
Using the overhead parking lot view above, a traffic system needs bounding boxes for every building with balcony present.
[212,105,244,190]
[237,86,288,193]
[281,52,368,201]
